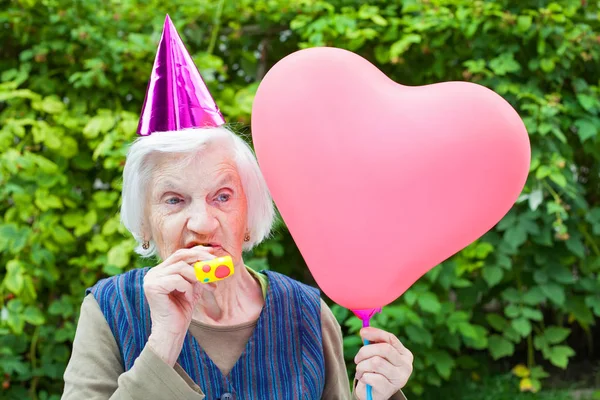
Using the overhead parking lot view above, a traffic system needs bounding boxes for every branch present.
[256,37,270,81]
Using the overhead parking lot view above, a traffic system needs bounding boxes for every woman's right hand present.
[143,246,215,366]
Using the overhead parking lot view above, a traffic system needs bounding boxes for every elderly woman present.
[62,127,412,400]
[62,16,412,400]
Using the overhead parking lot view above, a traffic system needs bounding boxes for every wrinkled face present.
[144,145,248,264]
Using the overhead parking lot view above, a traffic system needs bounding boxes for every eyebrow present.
[154,174,237,196]
[155,180,181,192]
[214,173,237,188]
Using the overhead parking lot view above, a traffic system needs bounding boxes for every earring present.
[244,232,250,242]
[142,241,150,250]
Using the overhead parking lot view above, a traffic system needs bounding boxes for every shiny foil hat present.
[136,14,225,136]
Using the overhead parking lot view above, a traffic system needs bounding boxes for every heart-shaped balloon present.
[251,47,530,310]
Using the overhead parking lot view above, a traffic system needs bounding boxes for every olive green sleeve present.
[320,298,354,399]
[61,294,204,400]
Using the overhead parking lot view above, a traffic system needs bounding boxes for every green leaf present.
[530,366,550,379]
[504,225,527,249]
[544,326,570,344]
[489,335,515,359]
[523,287,546,305]
[550,172,567,188]
[574,119,598,142]
[51,226,75,245]
[107,244,131,268]
[502,288,521,303]
[486,314,508,331]
[425,264,443,283]
[3,260,25,294]
[458,322,478,339]
[462,325,488,350]
[548,263,577,283]
[503,326,522,343]
[547,345,575,369]
[389,34,421,58]
[489,53,521,75]
[512,317,532,337]
[93,191,119,208]
[585,295,600,317]
[403,290,418,306]
[371,14,388,26]
[418,292,441,314]
[528,188,543,211]
[59,136,79,158]
[23,306,46,325]
[405,324,433,347]
[522,307,543,321]
[505,304,521,318]
[566,297,594,325]
[577,94,597,112]
[431,350,455,379]
[540,283,565,305]
[62,212,83,228]
[566,236,586,258]
[482,266,503,287]
[497,212,517,231]
[7,312,24,335]
[54,324,75,343]
[452,278,472,288]
[22,276,37,301]
[536,165,552,179]
[38,95,65,114]
[83,113,115,138]
[534,270,549,284]
[35,190,63,211]
[540,58,555,72]
[517,15,532,31]
[48,297,74,318]
[496,253,512,270]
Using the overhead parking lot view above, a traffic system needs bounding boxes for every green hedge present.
[1,0,599,398]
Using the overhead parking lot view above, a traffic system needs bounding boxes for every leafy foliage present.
[1,0,599,398]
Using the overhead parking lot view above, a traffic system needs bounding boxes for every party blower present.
[251,47,531,398]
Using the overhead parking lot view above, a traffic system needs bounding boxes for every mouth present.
[185,242,221,249]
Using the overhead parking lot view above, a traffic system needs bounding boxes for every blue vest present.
[87,268,326,399]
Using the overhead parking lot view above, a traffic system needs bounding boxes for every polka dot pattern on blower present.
[193,256,235,284]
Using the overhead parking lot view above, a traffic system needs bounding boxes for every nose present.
[185,199,218,236]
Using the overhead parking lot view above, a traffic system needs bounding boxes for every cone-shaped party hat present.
[136,15,225,136]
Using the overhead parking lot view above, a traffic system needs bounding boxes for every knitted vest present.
[87,268,325,399]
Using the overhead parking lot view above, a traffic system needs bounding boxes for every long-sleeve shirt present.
[62,269,407,400]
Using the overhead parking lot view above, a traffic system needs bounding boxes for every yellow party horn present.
[193,256,235,283]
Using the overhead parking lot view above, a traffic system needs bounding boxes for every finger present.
[354,379,366,400]
[147,275,194,302]
[354,342,403,366]
[355,355,399,382]
[355,373,394,400]
[165,246,217,265]
[151,261,198,284]
[360,327,407,354]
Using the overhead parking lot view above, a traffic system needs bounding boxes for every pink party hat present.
[136,14,225,136]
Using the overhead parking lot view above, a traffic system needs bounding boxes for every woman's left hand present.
[354,327,413,400]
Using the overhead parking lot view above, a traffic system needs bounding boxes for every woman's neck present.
[192,261,264,326]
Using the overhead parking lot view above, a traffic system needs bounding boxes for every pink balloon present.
[251,47,530,310]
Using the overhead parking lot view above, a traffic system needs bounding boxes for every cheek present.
[221,207,247,245]
[150,210,184,253]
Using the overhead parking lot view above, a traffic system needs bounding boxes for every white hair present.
[120,126,275,258]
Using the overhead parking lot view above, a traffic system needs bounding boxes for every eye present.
[216,193,231,203]
[166,197,182,205]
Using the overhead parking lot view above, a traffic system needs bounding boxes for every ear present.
[140,218,152,242]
